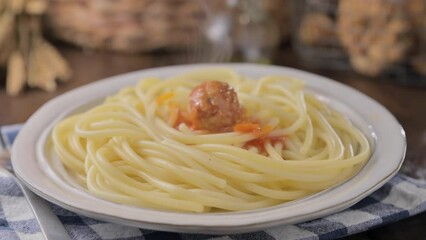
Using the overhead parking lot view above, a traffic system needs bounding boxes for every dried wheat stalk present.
[0,0,71,96]
[6,50,25,95]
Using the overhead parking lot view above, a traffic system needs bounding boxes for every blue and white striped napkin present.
[1,124,426,240]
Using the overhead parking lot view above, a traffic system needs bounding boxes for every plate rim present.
[12,63,406,233]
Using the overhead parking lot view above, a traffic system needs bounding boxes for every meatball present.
[188,81,243,132]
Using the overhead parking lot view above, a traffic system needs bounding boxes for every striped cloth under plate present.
[1,124,426,240]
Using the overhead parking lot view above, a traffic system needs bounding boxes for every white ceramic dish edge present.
[12,63,406,234]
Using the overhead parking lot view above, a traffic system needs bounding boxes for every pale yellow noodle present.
[51,68,371,213]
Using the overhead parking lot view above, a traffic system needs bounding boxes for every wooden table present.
[1,44,426,239]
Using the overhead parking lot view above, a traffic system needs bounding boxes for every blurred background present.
[1,1,426,238]
[1,0,425,97]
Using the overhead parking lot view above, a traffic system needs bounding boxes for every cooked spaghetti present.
[51,68,371,213]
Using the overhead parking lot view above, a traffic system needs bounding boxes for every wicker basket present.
[44,0,290,53]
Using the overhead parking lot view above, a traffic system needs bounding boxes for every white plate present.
[12,64,406,234]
